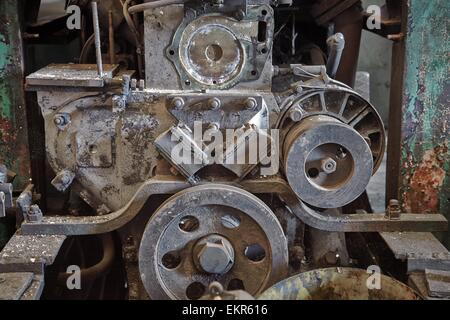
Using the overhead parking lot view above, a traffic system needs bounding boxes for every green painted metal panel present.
[400,0,450,246]
[0,0,31,190]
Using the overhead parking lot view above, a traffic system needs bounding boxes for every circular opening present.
[161,251,181,269]
[307,168,320,179]
[305,143,355,189]
[251,70,257,76]
[228,278,245,291]
[185,80,191,86]
[88,145,98,154]
[261,47,268,54]
[205,44,223,62]
[169,49,175,56]
[244,244,266,262]
[179,216,200,232]
[212,80,217,85]
[221,214,241,229]
[261,9,268,16]
[186,282,205,300]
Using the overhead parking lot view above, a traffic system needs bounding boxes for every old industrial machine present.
[0,0,448,300]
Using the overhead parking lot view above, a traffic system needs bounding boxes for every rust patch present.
[403,145,448,213]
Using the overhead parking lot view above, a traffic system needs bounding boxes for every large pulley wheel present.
[139,184,289,300]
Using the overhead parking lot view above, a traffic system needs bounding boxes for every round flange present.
[283,115,373,209]
[139,184,288,300]
[178,15,244,86]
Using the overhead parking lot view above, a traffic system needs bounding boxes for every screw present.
[53,114,70,128]
[27,205,43,222]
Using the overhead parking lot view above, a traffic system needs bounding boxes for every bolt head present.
[245,98,257,110]
[289,107,303,122]
[172,97,185,109]
[196,238,234,274]
[321,158,337,174]
[208,98,221,110]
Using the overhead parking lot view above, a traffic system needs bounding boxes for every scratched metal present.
[0,0,31,189]
[399,0,450,247]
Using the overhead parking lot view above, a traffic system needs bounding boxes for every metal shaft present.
[91,2,103,77]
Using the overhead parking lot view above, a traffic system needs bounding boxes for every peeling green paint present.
[400,0,450,246]
[0,0,30,189]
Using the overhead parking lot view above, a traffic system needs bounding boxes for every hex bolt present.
[245,97,257,110]
[27,204,43,223]
[208,98,221,110]
[386,199,401,220]
[321,157,337,174]
[195,235,235,274]
[171,97,185,109]
[289,107,303,122]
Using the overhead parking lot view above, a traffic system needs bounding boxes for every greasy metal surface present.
[258,267,420,300]
[398,0,450,247]
[0,272,34,300]
[0,0,31,189]
[26,64,120,87]
[0,233,66,274]
[139,184,288,300]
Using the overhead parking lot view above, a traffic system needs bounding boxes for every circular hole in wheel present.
[185,80,191,86]
[307,168,320,178]
[169,49,175,56]
[161,251,181,269]
[261,9,268,16]
[186,282,205,300]
[227,278,245,291]
[221,214,241,229]
[244,244,266,262]
[179,216,199,232]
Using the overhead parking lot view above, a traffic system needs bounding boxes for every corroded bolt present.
[53,114,70,128]
[208,98,221,110]
[171,97,185,109]
[386,199,401,220]
[245,97,257,110]
[27,205,43,223]
[195,235,235,274]
[289,107,303,122]
[321,157,337,174]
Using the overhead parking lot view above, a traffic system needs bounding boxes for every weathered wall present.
[399,0,449,245]
[0,0,31,190]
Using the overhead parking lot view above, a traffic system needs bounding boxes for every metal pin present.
[91,2,104,77]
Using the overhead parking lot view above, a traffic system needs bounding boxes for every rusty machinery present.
[0,0,448,300]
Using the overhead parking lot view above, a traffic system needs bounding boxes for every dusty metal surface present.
[26,64,120,87]
[0,0,31,189]
[0,272,34,300]
[397,1,450,247]
[0,233,66,274]
[258,267,420,300]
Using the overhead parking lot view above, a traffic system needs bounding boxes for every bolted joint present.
[53,113,71,130]
[386,199,401,220]
[26,205,43,223]
[208,98,221,110]
[171,97,185,110]
[321,157,337,174]
[195,235,235,275]
[289,106,304,122]
[244,97,257,110]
